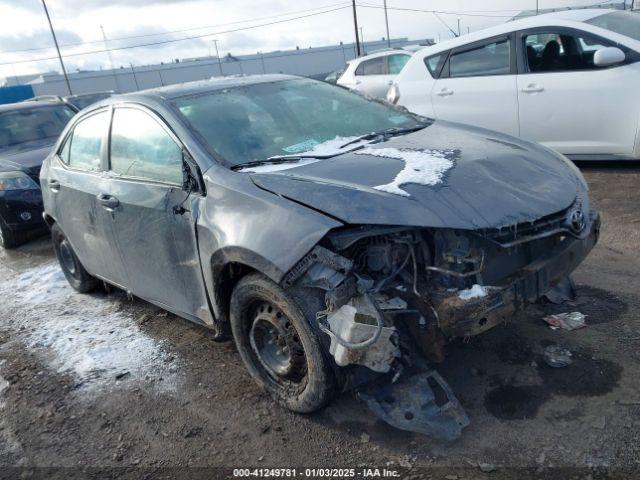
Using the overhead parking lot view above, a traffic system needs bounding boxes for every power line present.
[0,5,350,67]
[0,2,350,56]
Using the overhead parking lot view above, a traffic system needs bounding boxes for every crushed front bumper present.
[434,211,600,338]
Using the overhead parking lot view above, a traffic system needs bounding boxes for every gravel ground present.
[0,164,638,479]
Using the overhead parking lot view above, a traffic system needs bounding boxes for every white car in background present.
[337,49,413,99]
[388,9,640,160]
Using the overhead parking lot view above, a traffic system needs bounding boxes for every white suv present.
[389,9,640,160]
[337,50,412,99]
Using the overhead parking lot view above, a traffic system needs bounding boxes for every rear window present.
[449,39,511,78]
[0,105,75,149]
[355,57,385,75]
[388,54,411,74]
[424,53,447,77]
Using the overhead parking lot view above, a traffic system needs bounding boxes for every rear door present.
[48,108,129,287]
[104,105,210,321]
[431,34,520,136]
[516,27,640,155]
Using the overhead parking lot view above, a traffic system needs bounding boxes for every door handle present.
[97,193,119,210]
[436,88,453,96]
[48,179,60,193]
[521,84,544,93]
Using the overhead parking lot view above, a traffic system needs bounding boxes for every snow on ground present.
[0,262,182,395]
[355,147,455,197]
[458,284,491,300]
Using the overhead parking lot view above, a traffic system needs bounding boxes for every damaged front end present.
[280,203,600,439]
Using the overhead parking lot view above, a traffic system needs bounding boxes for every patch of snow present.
[355,147,454,197]
[238,135,373,173]
[458,284,490,300]
[0,262,182,395]
[238,158,320,173]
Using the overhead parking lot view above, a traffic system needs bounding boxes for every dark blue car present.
[0,100,76,248]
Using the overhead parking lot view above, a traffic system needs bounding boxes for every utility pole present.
[41,0,72,95]
[100,25,120,92]
[360,27,365,55]
[457,18,461,37]
[212,39,223,76]
[536,0,539,15]
[259,52,266,74]
[129,63,140,90]
[383,0,391,48]
[352,0,361,57]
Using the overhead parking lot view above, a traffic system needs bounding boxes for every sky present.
[0,0,626,80]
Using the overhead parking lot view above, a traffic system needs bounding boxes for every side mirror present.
[182,150,205,194]
[593,47,625,67]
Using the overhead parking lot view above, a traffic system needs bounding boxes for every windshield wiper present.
[231,157,314,170]
[339,123,430,148]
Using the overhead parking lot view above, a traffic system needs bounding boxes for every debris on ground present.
[478,462,497,473]
[359,370,469,441]
[457,284,490,300]
[543,312,586,331]
[543,345,573,368]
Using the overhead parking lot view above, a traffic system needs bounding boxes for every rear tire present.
[0,217,25,249]
[230,273,335,413]
[51,223,99,293]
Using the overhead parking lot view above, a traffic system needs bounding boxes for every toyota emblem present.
[569,209,585,233]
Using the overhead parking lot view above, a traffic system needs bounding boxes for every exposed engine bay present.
[281,211,599,439]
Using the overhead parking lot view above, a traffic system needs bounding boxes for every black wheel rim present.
[58,237,79,278]
[249,302,307,387]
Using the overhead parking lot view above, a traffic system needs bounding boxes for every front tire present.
[230,273,335,413]
[51,223,99,293]
[0,217,25,249]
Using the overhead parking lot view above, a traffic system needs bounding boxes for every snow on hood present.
[237,135,373,173]
[354,147,455,197]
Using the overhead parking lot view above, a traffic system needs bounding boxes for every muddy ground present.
[0,164,638,479]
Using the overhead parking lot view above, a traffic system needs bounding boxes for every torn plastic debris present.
[359,370,469,441]
[325,295,400,373]
[543,312,586,331]
[457,284,492,300]
[543,345,573,368]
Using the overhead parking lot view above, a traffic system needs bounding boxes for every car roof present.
[0,100,69,113]
[415,8,617,56]
[114,74,299,103]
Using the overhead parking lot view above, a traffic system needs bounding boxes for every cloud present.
[0,28,83,53]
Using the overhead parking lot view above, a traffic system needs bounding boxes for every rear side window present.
[67,110,109,171]
[388,54,411,74]
[110,108,183,184]
[424,53,447,77]
[355,57,385,76]
[449,39,511,77]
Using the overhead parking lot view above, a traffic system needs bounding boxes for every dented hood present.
[249,121,585,230]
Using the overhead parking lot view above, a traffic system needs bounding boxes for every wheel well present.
[215,262,258,324]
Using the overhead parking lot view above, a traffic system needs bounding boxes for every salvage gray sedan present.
[41,74,599,439]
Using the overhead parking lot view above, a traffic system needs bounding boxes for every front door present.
[104,106,210,321]
[516,28,639,155]
[431,35,520,137]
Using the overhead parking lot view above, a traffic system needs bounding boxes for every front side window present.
[449,39,511,77]
[586,10,640,42]
[388,54,411,74]
[110,108,183,184]
[0,105,75,150]
[175,78,423,166]
[355,57,385,76]
[524,31,611,72]
[67,110,110,171]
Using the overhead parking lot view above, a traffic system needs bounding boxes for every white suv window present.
[449,39,511,78]
[355,57,385,76]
